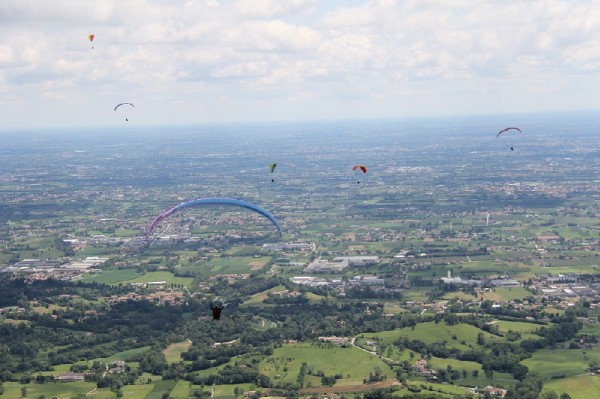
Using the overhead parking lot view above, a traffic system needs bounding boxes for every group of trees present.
[0,270,590,399]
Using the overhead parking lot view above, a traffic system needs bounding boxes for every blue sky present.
[1,0,600,128]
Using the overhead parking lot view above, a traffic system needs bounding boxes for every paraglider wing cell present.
[145,197,282,238]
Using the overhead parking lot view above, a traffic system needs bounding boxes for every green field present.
[145,379,176,399]
[244,284,287,304]
[170,380,197,398]
[129,271,194,287]
[259,343,393,386]
[178,256,273,278]
[393,380,468,398]
[542,374,600,399]
[522,347,600,379]
[364,322,500,352]
[214,383,255,399]
[427,356,483,375]
[2,381,96,399]
[81,268,143,285]
[162,340,192,364]
[94,345,151,363]
[87,386,120,398]
[480,286,533,302]
[82,269,193,288]
[492,320,544,334]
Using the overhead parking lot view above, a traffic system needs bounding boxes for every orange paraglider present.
[88,34,95,49]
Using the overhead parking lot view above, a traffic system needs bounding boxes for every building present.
[304,259,349,274]
[333,256,379,266]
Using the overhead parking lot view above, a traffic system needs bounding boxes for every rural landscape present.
[0,113,599,399]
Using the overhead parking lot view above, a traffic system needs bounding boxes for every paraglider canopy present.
[269,163,277,182]
[352,164,367,184]
[496,127,522,151]
[114,102,134,111]
[352,165,367,174]
[114,103,134,121]
[145,197,282,239]
[496,127,522,137]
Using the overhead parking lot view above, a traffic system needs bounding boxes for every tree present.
[512,364,529,381]
[477,333,486,346]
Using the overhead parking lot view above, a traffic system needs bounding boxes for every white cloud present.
[1,0,600,127]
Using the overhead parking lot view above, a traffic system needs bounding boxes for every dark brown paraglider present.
[497,127,522,151]
[210,303,224,320]
[496,127,522,137]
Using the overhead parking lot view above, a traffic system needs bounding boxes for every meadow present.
[363,322,500,352]
[542,374,600,399]
[1,381,96,399]
[259,343,393,387]
[162,340,193,364]
[522,347,600,379]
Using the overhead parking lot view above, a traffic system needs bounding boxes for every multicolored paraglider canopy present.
[145,197,282,239]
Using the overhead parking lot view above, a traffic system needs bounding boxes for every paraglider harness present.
[210,302,224,320]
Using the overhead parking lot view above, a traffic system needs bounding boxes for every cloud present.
[1,0,600,127]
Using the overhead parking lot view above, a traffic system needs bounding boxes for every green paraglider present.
[269,163,277,182]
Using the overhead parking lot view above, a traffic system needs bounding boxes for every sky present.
[1,0,600,128]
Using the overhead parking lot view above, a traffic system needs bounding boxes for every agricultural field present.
[363,322,501,352]
[479,286,533,302]
[81,268,143,285]
[1,381,96,399]
[129,271,194,287]
[542,374,600,399]
[163,340,192,364]
[259,343,393,387]
[522,347,600,379]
